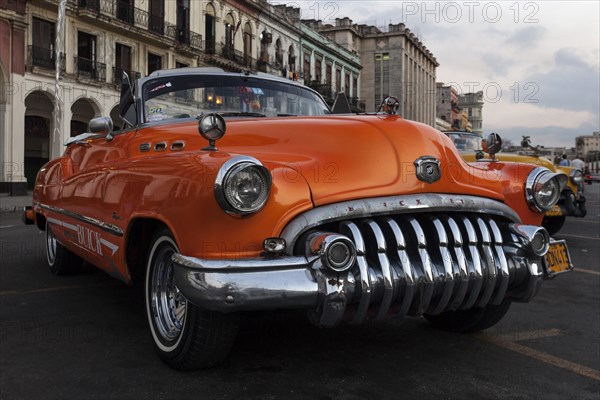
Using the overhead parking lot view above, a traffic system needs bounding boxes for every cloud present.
[486,98,596,130]
[484,96,598,147]
[504,26,546,47]
[522,48,600,114]
[480,53,513,78]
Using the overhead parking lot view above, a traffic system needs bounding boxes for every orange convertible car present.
[24,68,572,370]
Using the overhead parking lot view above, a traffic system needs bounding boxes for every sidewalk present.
[0,192,33,213]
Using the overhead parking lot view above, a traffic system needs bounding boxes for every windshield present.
[142,75,330,123]
[445,132,483,152]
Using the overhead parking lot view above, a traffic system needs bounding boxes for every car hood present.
[461,151,556,170]
[216,115,509,206]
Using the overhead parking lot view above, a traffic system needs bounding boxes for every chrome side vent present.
[170,141,185,151]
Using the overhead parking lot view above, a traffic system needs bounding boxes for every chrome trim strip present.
[364,220,393,321]
[408,217,434,315]
[476,218,498,308]
[37,203,124,237]
[428,217,454,315]
[460,217,483,309]
[281,194,520,253]
[489,219,510,305]
[445,216,469,310]
[340,221,371,325]
[384,218,414,319]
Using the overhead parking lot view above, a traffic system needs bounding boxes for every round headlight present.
[215,156,272,216]
[525,167,567,212]
[570,169,583,184]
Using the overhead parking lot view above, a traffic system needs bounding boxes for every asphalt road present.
[1,186,599,400]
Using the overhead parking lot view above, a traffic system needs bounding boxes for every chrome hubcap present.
[47,227,57,263]
[150,244,187,342]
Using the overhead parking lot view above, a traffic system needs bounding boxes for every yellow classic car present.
[445,132,586,235]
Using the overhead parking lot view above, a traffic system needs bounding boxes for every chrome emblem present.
[414,156,441,183]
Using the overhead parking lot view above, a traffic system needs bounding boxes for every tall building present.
[436,82,462,131]
[576,132,600,158]
[0,0,363,194]
[458,92,484,134]
[305,18,438,126]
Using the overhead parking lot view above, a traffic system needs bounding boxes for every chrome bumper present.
[173,221,550,327]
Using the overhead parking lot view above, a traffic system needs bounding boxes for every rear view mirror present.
[89,116,114,142]
[483,132,502,160]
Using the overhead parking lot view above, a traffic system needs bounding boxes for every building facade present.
[306,18,438,126]
[458,91,484,134]
[299,23,362,111]
[436,82,462,131]
[576,131,600,158]
[0,0,364,194]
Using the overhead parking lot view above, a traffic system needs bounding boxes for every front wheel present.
[542,216,566,236]
[145,228,238,370]
[46,222,82,275]
[424,299,512,333]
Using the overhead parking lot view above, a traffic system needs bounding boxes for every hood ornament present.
[380,96,400,115]
[198,113,226,151]
[414,156,441,184]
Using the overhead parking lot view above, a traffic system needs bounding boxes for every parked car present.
[24,68,572,370]
[584,171,600,184]
[444,131,586,235]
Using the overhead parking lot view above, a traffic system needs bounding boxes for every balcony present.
[308,82,334,101]
[75,56,106,82]
[27,45,65,71]
[147,12,163,34]
[204,42,257,71]
[257,55,280,74]
[173,28,202,51]
[0,0,25,14]
[113,67,141,85]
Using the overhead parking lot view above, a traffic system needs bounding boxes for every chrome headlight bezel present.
[215,156,272,216]
[525,167,568,212]
[570,169,583,184]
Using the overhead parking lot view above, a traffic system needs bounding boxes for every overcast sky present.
[279,0,600,148]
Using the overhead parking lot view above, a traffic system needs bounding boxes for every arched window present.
[224,13,235,54]
[288,45,295,73]
[275,38,282,65]
[205,3,216,54]
[243,22,253,67]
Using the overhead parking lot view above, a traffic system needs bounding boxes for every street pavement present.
[0,185,599,399]
[0,193,32,213]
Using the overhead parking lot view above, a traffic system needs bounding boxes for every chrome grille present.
[306,213,515,322]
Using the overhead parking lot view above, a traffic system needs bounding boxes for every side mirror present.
[89,116,114,142]
[482,132,502,161]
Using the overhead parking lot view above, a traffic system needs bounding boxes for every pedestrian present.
[559,154,570,166]
[571,154,585,171]
[571,154,586,193]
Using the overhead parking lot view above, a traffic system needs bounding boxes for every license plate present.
[543,240,573,276]
[545,205,563,217]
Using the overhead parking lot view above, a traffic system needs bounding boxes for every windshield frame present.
[135,70,331,125]
[444,131,483,152]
